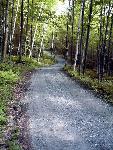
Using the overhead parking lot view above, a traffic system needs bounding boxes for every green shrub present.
[64,65,113,103]
[0,70,19,84]
[0,108,7,125]
[8,140,22,150]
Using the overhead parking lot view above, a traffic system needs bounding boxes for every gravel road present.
[23,56,113,150]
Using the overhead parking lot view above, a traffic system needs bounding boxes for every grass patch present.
[8,141,22,150]
[7,128,22,150]
[0,54,55,149]
[64,65,113,103]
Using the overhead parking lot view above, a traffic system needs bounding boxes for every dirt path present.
[22,57,113,150]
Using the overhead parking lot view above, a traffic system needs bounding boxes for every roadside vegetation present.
[0,54,55,150]
[64,65,113,103]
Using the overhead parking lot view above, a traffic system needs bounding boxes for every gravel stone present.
[22,57,113,150]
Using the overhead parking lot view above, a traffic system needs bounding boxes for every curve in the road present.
[23,56,113,150]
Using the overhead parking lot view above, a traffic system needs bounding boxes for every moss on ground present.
[64,65,113,103]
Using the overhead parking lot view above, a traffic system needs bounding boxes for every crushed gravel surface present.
[22,57,113,150]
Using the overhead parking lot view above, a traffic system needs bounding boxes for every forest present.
[0,0,113,77]
[0,0,113,149]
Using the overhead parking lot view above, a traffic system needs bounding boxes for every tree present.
[18,0,24,62]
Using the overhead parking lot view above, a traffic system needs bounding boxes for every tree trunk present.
[107,13,113,75]
[12,0,20,40]
[82,0,93,75]
[74,3,83,70]
[102,1,111,74]
[29,0,34,58]
[3,0,9,60]
[25,0,30,56]
[0,0,4,61]
[98,1,103,81]
[29,23,38,58]
[70,0,75,65]
[79,0,85,74]
[18,0,24,62]
[9,0,14,59]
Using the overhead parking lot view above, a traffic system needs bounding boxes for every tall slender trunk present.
[66,18,69,49]
[66,0,71,49]
[18,0,24,62]
[98,1,103,81]
[29,23,38,58]
[82,0,93,75]
[70,0,75,65]
[25,0,29,56]
[74,3,83,70]
[12,0,20,40]
[0,0,4,61]
[38,38,44,62]
[107,14,113,75]
[29,0,34,58]
[3,0,9,60]
[50,30,56,57]
[79,0,85,74]
[9,0,14,59]
[38,26,45,61]
[65,0,71,64]
[102,1,111,74]
[51,31,54,49]
[32,24,38,49]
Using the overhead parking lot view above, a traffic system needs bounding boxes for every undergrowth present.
[64,65,113,103]
[0,54,55,149]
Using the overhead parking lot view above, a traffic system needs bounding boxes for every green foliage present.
[0,84,12,125]
[0,70,19,84]
[0,54,55,148]
[64,65,113,103]
[7,128,22,150]
[0,108,7,125]
[8,141,22,150]
[40,54,56,66]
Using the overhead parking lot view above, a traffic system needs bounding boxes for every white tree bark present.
[29,24,38,58]
[12,0,20,40]
[73,3,82,70]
